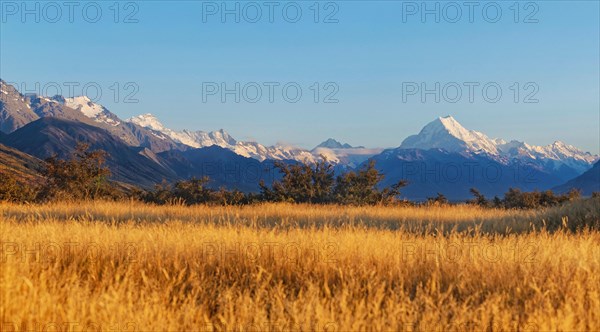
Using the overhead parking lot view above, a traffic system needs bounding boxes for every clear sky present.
[1,1,598,153]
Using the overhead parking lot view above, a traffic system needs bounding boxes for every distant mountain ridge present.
[315,138,361,149]
[128,113,317,163]
[0,80,184,153]
[128,115,383,166]
[1,79,598,198]
[401,116,596,167]
[311,139,383,168]
[400,116,596,179]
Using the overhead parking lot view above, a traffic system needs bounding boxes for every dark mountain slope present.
[553,161,600,196]
[2,118,178,188]
[158,146,280,192]
[0,143,46,183]
[0,80,40,133]
[367,148,567,201]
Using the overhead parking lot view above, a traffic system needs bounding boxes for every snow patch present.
[63,96,104,118]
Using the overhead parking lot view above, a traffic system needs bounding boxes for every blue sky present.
[1,1,599,153]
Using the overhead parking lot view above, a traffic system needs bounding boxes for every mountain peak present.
[434,116,472,139]
[400,116,598,172]
[127,113,166,132]
[439,115,456,122]
[400,116,499,155]
[69,96,91,103]
[50,95,106,120]
[127,115,239,148]
[208,128,237,146]
[315,138,355,149]
[543,140,594,161]
[131,113,158,120]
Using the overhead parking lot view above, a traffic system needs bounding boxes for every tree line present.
[0,144,595,207]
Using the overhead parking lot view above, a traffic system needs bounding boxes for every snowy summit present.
[400,116,597,172]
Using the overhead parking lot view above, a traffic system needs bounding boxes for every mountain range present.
[400,116,595,175]
[127,113,318,162]
[1,80,598,200]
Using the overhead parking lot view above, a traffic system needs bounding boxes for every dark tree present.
[40,143,111,201]
[469,188,489,207]
[333,160,407,205]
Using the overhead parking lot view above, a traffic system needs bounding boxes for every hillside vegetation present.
[0,143,45,182]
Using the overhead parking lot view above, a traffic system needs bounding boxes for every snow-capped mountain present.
[127,113,235,148]
[127,113,316,163]
[315,138,357,149]
[310,139,381,167]
[496,140,596,172]
[401,116,501,156]
[0,80,183,152]
[312,147,384,168]
[52,96,121,127]
[129,113,383,165]
[400,116,597,174]
[364,116,597,200]
[35,95,182,152]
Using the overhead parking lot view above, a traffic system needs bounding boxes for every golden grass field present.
[1,199,599,331]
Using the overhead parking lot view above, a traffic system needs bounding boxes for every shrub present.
[261,158,408,205]
[0,173,38,203]
[38,143,112,201]
[501,188,581,210]
[333,161,407,205]
[426,193,449,206]
[468,188,489,207]
[172,177,213,204]
[261,158,335,204]
[142,177,250,206]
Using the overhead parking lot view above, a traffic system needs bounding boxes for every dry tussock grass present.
[1,199,599,331]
